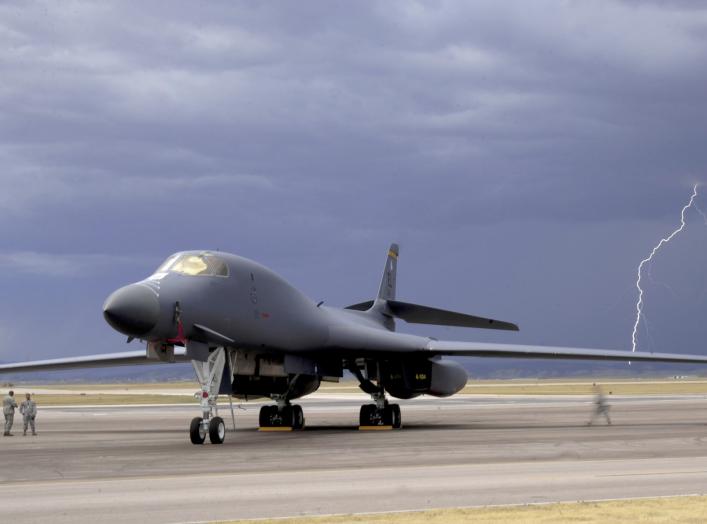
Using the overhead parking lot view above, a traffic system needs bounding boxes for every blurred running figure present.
[20,393,37,436]
[588,385,611,425]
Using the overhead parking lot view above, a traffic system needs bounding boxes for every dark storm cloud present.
[1,1,706,361]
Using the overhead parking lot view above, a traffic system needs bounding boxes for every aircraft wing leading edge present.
[427,340,707,364]
[0,348,189,374]
[2,341,707,375]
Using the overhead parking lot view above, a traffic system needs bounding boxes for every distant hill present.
[0,362,194,384]
[463,358,707,379]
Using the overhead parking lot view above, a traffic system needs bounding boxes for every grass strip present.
[27,394,196,405]
[220,495,707,523]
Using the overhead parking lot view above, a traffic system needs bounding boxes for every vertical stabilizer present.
[377,243,398,301]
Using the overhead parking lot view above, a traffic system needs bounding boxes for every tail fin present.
[343,242,517,332]
[377,243,398,301]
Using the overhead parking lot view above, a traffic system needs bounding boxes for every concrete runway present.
[2,393,707,523]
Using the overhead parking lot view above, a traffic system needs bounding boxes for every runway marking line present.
[359,426,393,431]
[601,470,707,477]
[258,427,293,432]
[5,455,707,489]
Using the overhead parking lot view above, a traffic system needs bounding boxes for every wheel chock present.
[358,425,393,431]
[259,426,293,432]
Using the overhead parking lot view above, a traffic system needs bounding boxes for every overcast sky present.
[1,0,706,365]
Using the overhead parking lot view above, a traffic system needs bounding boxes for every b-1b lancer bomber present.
[2,244,707,444]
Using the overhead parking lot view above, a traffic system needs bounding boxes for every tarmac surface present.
[2,393,707,523]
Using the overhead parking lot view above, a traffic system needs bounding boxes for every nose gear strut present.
[189,346,230,444]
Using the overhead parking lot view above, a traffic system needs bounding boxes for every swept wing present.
[0,348,189,373]
[427,340,707,364]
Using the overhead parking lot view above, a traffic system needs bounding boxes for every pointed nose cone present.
[103,284,160,336]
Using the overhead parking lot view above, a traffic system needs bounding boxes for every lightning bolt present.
[696,202,707,226]
[631,184,701,352]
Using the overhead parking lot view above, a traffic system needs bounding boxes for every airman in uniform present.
[3,390,18,436]
[20,393,37,436]
[588,385,611,425]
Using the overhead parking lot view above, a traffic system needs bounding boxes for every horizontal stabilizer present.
[345,300,375,311]
[388,300,519,331]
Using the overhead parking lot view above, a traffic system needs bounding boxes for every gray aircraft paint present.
[3,244,707,390]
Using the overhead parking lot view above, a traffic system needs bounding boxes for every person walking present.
[588,385,611,425]
[3,390,18,436]
[20,393,37,436]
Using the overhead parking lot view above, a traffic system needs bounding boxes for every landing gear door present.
[218,363,233,395]
[146,342,175,362]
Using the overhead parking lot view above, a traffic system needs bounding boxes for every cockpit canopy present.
[156,252,229,277]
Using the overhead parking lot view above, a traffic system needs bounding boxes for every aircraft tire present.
[190,417,206,445]
[391,404,402,429]
[259,405,274,427]
[280,405,294,427]
[292,405,305,430]
[209,416,226,444]
[359,404,374,426]
[381,405,393,426]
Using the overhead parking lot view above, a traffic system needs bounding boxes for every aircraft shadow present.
[247,421,707,432]
[41,421,707,437]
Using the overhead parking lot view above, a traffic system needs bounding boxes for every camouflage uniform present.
[3,394,18,435]
[588,390,611,425]
[20,398,37,436]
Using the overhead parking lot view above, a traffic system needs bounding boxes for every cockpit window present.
[155,253,229,277]
[156,254,179,273]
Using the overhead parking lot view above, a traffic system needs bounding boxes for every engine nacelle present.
[382,358,467,399]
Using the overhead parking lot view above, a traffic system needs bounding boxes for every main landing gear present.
[258,403,305,429]
[359,393,402,428]
[258,376,307,430]
[352,362,402,429]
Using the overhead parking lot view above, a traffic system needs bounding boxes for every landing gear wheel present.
[359,404,372,426]
[292,405,305,430]
[259,405,275,427]
[359,403,401,428]
[381,405,393,426]
[209,416,226,444]
[390,404,402,429]
[360,404,384,426]
[280,405,293,427]
[190,417,206,445]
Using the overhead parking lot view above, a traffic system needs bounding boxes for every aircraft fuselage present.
[103,250,426,356]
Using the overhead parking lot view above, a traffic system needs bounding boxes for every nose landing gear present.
[190,347,230,444]
[189,416,226,444]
